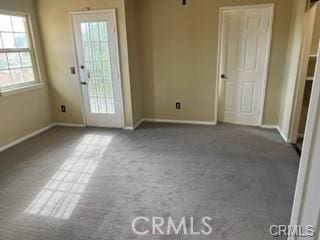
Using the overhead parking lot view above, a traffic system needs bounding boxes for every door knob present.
[81,82,87,85]
[221,74,227,79]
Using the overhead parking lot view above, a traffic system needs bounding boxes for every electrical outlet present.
[61,105,66,113]
[70,67,76,75]
[176,102,181,110]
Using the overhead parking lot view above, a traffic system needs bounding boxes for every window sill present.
[0,82,44,97]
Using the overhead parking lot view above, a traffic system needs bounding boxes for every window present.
[0,11,39,93]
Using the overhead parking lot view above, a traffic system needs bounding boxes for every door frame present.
[287,5,317,143]
[288,41,320,240]
[215,4,274,126]
[69,9,125,128]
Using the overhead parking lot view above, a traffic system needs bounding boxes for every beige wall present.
[298,5,320,135]
[36,0,135,127]
[279,0,309,141]
[311,3,320,55]
[125,0,143,125]
[0,0,307,148]
[136,0,293,125]
[35,0,297,127]
[296,3,320,136]
[0,0,52,148]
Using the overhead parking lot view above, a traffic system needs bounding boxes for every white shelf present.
[306,76,314,81]
[309,54,317,59]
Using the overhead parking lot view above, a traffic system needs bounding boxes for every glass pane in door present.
[80,21,115,114]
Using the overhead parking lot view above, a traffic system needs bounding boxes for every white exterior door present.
[218,6,272,126]
[72,11,124,128]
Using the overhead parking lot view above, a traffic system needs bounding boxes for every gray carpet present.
[0,123,299,240]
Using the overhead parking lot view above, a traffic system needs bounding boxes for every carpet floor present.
[0,123,299,240]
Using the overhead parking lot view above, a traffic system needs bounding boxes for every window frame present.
[0,9,41,94]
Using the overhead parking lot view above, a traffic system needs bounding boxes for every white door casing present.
[71,10,124,128]
[217,5,273,126]
[288,41,320,240]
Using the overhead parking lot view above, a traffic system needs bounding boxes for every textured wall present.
[0,0,52,148]
[136,0,293,125]
[36,0,134,127]
[34,0,298,128]
[278,0,308,140]
[125,0,144,126]
[311,4,320,55]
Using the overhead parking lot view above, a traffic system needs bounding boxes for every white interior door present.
[72,11,124,128]
[218,6,272,126]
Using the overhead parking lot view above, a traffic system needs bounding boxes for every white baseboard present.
[134,118,144,129]
[260,125,289,142]
[0,124,55,153]
[0,120,289,153]
[54,122,86,127]
[0,122,87,152]
[124,118,144,130]
[143,118,217,126]
[277,126,288,143]
[124,118,216,129]
[260,124,278,129]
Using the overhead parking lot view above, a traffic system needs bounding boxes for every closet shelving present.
[299,54,317,141]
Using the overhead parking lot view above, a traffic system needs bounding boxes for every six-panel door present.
[219,7,271,126]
